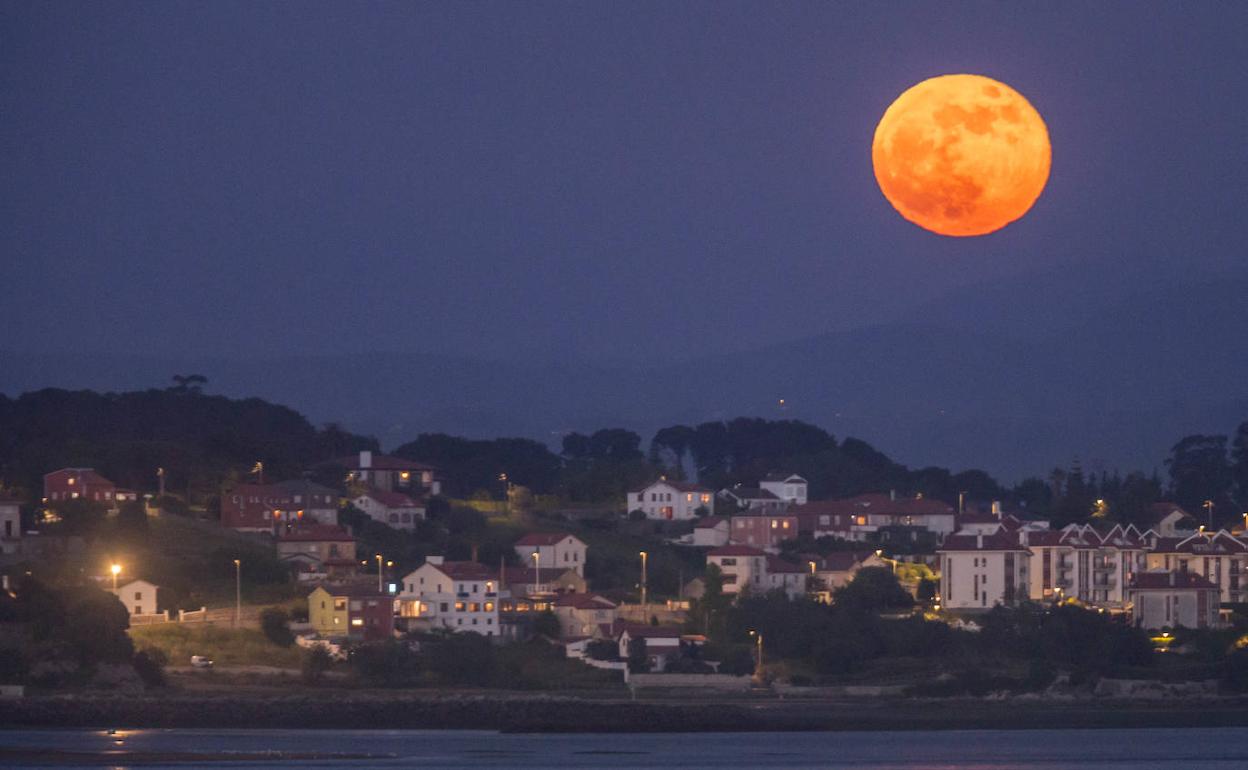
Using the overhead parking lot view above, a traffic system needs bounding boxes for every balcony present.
[1094,562,1116,573]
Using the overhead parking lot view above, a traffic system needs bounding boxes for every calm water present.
[2,727,1247,768]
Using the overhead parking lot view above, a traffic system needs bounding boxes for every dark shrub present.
[260,608,295,647]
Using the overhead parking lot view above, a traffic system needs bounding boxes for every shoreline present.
[4,693,1248,733]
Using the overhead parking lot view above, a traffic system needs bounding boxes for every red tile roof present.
[765,556,807,574]
[708,545,767,557]
[939,529,1029,552]
[278,525,354,543]
[515,532,582,547]
[430,560,497,581]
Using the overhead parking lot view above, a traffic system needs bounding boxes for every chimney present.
[890,489,896,501]
[977,533,983,549]
[992,500,1002,519]
[427,555,444,565]
[359,450,373,469]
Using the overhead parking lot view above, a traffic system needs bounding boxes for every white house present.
[397,557,507,637]
[1143,503,1199,537]
[113,579,159,616]
[938,530,1031,610]
[1126,571,1221,630]
[617,625,685,672]
[760,473,808,505]
[707,545,768,595]
[628,480,714,520]
[790,493,958,542]
[352,489,426,531]
[765,556,808,599]
[514,532,588,577]
[0,496,21,555]
[552,593,617,638]
[692,516,730,547]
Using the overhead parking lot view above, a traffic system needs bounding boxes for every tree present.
[303,646,333,684]
[1232,421,1248,510]
[585,639,618,661]
[627,637,650,673]
[533,610,561,639]
[170,374,208,394]
[833,567,913,614]
[260,608,295,647]
[132,648,167,688]
[1166,435,1233,524]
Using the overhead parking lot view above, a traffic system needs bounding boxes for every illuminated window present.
[782,521,790,529]
[856,516,867,526]
[484,602,494,612]
[771,520,778,529]
[351,618,364,627]
[701,494,711,503]
[468,602,480,612]
[455,602,465,611]
[686,494,693,502]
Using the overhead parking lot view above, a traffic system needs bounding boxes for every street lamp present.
[532,551,540,590]
[639,551,648,609]
[110,563,121,592]
[233,559,241,629]
[375,554,384,592]
[748,629,763,680]
[1203,500,1215,529]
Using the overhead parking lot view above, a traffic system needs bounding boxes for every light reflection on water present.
[2,727,1248,768]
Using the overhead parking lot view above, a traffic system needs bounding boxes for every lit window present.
[455,602,465,611]
[686,494,693,502]
[351,618,364,627]
[771,521,778,529]
[484,602,495,611]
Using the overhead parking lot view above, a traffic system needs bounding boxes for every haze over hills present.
[3,265,1245,483]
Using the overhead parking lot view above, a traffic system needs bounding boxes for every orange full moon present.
[872,74,1051,237]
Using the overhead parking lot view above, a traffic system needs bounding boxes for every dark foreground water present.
[2,726,1248,768]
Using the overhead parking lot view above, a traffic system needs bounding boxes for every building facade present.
[513,532,588,577]
[628,480,715,520]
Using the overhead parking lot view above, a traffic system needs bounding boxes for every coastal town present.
[4,413,1248,703]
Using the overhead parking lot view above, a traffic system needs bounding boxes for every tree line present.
[3,381,1247,530]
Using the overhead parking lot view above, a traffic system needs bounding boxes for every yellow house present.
[308,586,349,636]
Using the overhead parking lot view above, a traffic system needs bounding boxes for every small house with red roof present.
[43,468,136,511]
[616,624,688,672]
[513,532,587,577]
[352,489,426,531]
[553,593,618,638]
[707,544,768,595]
[276,524,357,581]
[339,450,441,496]
[1126,571,1221,630]
[692,516,730,547]
[765,556,808,598]
[938,529,1031,610]
[628,479,714,520]
[221,479,339,532]
[728,513,799,552]
[500,565,586,598]
[308,583,395,641]
[791,492,957,542]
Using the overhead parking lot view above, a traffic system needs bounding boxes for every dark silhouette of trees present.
[1166,435,1233,526]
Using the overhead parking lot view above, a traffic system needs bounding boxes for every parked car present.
[190,655,214,669]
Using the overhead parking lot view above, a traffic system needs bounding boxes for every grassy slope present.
[130,624,306,668]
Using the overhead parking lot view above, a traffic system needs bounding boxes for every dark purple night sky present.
[5,2,1244,362]
[3,3,1246,478]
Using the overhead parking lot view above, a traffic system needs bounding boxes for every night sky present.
[4,2,1244,363]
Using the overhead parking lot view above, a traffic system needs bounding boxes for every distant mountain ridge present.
[3,269,1245,482]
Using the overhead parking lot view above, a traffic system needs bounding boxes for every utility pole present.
[640,551,648,610]
[233,559,241,628]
